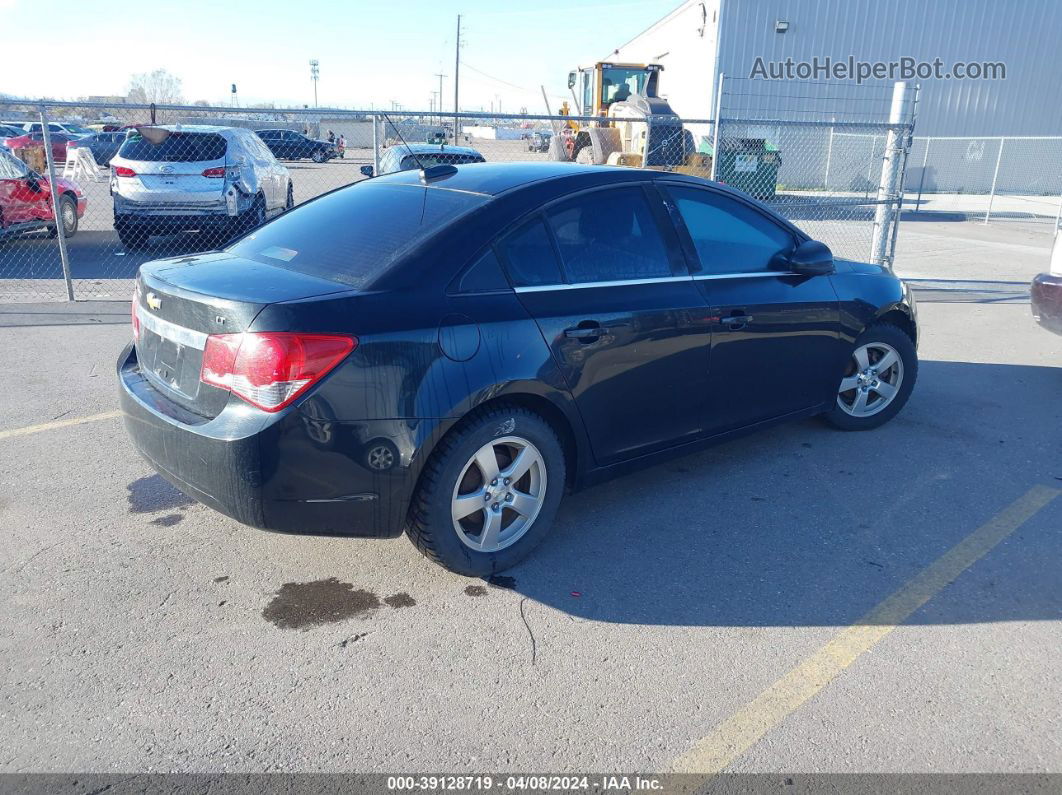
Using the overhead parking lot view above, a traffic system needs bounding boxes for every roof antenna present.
[380,111,426,171]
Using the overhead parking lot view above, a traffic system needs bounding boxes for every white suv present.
[109,125,293,250]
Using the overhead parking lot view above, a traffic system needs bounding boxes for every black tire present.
[405,405,567,576]
[311,149,326,163]
[48,194,78,239]
[116,220,148,250]
[242,194,267,233]
[284,182,294,211]
[822,322,917,431]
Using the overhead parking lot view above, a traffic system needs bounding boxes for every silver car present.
[109,125,293,250]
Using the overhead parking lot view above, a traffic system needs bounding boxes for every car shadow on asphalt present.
[502,359,1062,627]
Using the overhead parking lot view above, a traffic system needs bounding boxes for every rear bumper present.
[1031,273,1062,335]
[117,343,413,538]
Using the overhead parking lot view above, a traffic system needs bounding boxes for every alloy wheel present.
[451,436,547,553]
[837,342,904,418]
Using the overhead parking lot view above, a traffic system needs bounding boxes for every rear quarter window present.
[226,182,489,288]
[118,132,227,162]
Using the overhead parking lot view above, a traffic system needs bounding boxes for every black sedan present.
[119,162,918,575]
[66,130,125,166]
[255,129,336,162]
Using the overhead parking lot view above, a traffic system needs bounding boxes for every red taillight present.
[114,166,136,177]
[200,332,356,412]
[131,284,141,341]
[201,166,226,178]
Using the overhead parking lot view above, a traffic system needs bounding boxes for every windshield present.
[118,132,227,162]
[601,67,649,106]
[226,182,489,288]
[64,124,92,135]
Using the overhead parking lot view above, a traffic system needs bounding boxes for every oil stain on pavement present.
[263,578,381,630]
[383,592,416,608]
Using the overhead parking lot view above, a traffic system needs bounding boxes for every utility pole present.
[309,59,320,107]
[453,14,461,139]
[434,72,446,119]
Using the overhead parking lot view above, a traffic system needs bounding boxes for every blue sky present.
[2,0,679,110]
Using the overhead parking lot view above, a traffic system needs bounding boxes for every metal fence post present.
[915,137,930,208]
[39,104,75,301]
[1054,190,1062,239]
[823,122,834,190]
[372,113,381,175]
[984,138,1005,224]
[710,73,724,180]
[870,82,909,266]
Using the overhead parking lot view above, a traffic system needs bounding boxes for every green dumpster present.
[697,137,780,200]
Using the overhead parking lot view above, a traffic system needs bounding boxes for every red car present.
[2,130,80,163]
[0,148,86,239]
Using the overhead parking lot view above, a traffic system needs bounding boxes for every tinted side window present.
[669,186,794,274]
[453,248,510,293]
[546,187,673,283]
[496,218,563,287]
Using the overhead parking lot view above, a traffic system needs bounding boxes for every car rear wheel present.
[822,322,917,431]
[48,194,78,239]
[405,406,566,576]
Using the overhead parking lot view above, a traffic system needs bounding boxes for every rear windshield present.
[118,132,227,162]
[226,182,489,288]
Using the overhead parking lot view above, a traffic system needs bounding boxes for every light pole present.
[309,59,320,107]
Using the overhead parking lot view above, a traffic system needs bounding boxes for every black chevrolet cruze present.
[119,162,918,575]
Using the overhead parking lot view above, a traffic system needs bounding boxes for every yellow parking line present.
[0,410,123,441]
[669,484,1061,775]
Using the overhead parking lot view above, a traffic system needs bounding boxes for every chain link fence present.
[1,92,913,302]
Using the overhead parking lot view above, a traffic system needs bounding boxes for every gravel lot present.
[1,210,1060,779]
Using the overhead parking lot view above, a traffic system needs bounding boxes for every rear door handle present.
[720,314,753,329]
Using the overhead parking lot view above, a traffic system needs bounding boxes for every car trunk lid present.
[134,252,352,418]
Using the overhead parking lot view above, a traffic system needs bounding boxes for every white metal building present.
[607,0,1062,136]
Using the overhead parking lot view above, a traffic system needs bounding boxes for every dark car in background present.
[1031,237,1062,336]
[255,129,337,163]
[66,130,126,166]
[119,162,918,576]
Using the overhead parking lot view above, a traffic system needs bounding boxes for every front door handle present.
[720,314,753,329]
[565,326,604,339]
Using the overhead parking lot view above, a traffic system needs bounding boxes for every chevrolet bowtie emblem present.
[146,292,162,311]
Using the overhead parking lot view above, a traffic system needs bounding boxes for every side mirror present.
[360,165,374,177]
[567,71,577,90]
[785,239,834,275]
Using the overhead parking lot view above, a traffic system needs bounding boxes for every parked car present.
[359,144,485,177]
[3,131,82,163]
[66,131,126,166]
[254,129,337,163]
[528,130,553,152]
[109,125,293,250]
[0,147,85,239]
[1031,235,1062,336]
[23,121,95,137]
[0,124,25,142]
[119,162,918,575]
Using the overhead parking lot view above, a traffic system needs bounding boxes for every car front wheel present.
[311,149,326,163]
[823,322,917,431]
[405,406,566,576]
[48,194,78,238]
